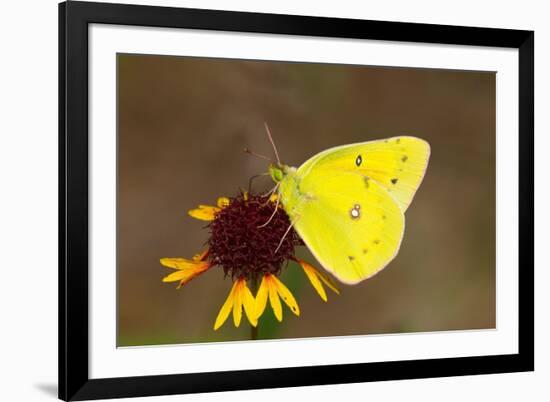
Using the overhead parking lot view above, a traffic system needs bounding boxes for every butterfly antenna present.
[243,148,272,162]
[264,122,281,165]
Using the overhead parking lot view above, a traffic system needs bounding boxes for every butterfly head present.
[269,164,285,183]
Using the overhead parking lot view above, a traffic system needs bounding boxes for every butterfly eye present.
[355,155,362,167]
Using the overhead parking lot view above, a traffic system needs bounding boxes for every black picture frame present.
[59,1,534,400]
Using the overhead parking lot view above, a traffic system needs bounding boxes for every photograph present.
[117,53,496,346]
[0,0,540,400]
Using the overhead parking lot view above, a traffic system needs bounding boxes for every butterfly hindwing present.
[290,170,405,284]
[297,136,430,211]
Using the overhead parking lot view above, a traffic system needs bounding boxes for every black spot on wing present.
[391,178,398,185]
[402,155,408,162]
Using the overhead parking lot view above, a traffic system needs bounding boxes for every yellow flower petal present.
[162,270,189,283]
[269,193,278,203]
[254,276,269,319]
[316,269,340,295]
[188,205,220,221]
[242,282,258,327]
[266,275,283,322]
[232,280,243,327]
[272,275,300,316]
[297,259,339,299]
[298,260,327,301]
[160,257,203,270]
[217,197,230,208]
[160,258,210,288]
[214,281,237,330]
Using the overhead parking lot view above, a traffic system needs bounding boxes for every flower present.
[160,250,209,289]
[254,273,300,322]
[160,191,340,332]
[214,278,257,330]
[207,192,300,280]
[294,258,340,302]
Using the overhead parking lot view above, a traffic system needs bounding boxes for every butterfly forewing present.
[297,136,430,211]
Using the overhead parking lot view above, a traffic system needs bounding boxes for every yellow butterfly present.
[264,125,430,284]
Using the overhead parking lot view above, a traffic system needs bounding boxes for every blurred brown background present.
[117,54,495,346]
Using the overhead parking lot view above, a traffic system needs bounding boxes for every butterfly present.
[262,125,430,284]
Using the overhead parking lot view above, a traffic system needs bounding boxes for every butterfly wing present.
[287,169,404,284]
[297,136,430,212]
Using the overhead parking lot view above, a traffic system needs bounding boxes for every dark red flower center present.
[208,192,302,281]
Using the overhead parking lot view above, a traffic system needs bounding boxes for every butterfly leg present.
[258,194,280,228]
[274,215,300,255]
[247,173,269,194]
[260,182,280,206]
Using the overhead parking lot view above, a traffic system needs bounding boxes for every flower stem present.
[251,275,259,340]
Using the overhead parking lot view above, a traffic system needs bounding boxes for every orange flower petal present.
[160,258,210,288]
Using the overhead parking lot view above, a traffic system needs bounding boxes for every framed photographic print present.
[59,1,534,400]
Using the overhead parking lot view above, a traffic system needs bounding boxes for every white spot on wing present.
[350,204,361,219]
